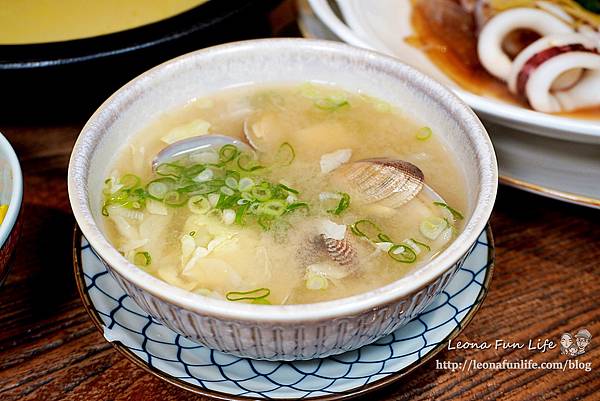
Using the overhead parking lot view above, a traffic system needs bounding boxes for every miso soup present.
[101,84,468,305]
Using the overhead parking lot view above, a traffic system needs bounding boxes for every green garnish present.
[388,245,417,263]
[327,192,350,215]
[416,126,432,141]
[120,174,141,189]
[226,288,271,303]
[286,202,309,213]
[103,144,308,232]
[410,238,431,251]
[237,153,265,172]
[314,96,349,111]
[156,163,184,178]
[351,219,420,264]
[433,202,464,220]
[218,144,239,163]
[275,142,295,166]
[134,251,152,267]
[350,219,382,241]
[377,233,393,243]
[189,231,196,237]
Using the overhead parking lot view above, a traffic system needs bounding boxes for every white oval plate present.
[307,0,600,144]
[299,0,600,209]
[75,227,494,400]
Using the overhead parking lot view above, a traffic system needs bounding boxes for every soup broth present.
[101,84,468,305]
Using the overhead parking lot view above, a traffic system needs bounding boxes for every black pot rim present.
[0,0,269,69]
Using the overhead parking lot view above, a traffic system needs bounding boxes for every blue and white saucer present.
[74,227,494,400]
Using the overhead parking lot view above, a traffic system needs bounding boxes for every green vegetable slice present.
[388,245,417,263]
[226,288,270,302]
[433,202,464,220]
[416,126,433,141]
[134,251,152,267]
[350,219,382,241]
[328,192,350,215]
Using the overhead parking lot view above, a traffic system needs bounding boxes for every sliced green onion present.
[237,153,264,172]
[350,219,382,241]
[411,238,431,251]
[433,202,464,220]
[134,251,152,267]
[156,163,183,178]
[258,200,287,217]
[119,174,141,189]
[328,192,350,215]
[306,274,328,290]
[377,233,393,243]
[258,214,274,230]
[419,216,447,240]
[220,186,235,196]
[101,204,109,216]
[219,144,239,163]
[183,164,206,178]
[314,95,349,111]
[388,245,417,263]
[416,126,433,141]
[163,191,188,206]
[147,179,172,200]
[225,177,238,189]
[251,298,271,305]
[276,183,299,195]
[235,203,250,225]
[251,186,272,201]
[275,142,295,166]
[226,288,270,302]
[238,177,255,192]
[287,202,309,213]
[189,231,196,237]
[188,195,210,214]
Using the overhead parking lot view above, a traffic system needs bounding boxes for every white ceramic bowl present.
[0,132,23,285]
[68,39,497,360]
[308,0,600,144]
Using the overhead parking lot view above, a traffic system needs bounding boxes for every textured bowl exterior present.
[92,242,474,360]
[0,132,23,288]
[68,39,497,361]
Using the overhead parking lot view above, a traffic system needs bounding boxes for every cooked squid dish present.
[100,84,467,305]
[411,0,600,114]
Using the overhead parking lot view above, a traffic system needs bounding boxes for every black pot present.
[0,0,282,121]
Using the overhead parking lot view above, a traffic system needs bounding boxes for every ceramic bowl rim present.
[0,132,22,248]
[68,38,498,322]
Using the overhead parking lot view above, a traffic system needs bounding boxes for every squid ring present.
[477,8,573,81]
[526,52,600,112]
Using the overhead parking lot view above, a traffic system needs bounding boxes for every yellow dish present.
[0,0,208,45]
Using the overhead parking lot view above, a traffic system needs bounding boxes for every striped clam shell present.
[334,158,424,208]
[321,234,357,266]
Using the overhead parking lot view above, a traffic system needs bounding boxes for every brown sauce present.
[408,0,600,120]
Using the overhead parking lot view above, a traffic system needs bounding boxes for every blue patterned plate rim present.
[73,225,494,400]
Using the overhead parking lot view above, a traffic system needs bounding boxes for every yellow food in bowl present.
[0,0,208,45]
[0,205,8,225]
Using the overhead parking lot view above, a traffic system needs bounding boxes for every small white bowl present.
[68,39,497,360]
[0,132,23,285]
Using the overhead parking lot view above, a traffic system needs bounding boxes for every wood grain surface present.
[0,3,599,400]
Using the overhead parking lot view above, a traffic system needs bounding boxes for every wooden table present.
[1,4,599,401]
[1,117,599,401]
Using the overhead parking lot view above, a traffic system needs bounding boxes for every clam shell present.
[299,234,357,267]
[321,234,357,266]
[334,158,425,208]
[153,134,254,170]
